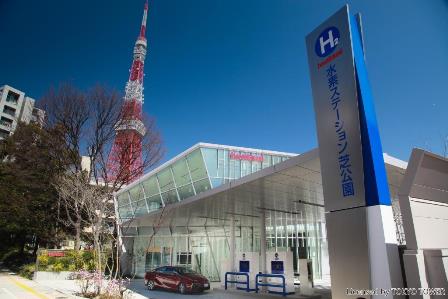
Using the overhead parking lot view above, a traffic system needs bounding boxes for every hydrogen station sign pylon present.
[306,5,403,299]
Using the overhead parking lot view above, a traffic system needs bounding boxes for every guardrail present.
[224,272,251,292]
[255,273,287,297]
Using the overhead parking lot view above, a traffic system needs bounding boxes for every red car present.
[144,266,210,294]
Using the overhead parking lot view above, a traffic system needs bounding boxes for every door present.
[154,267,166,288]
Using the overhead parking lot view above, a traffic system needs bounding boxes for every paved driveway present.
[128,279,330,299]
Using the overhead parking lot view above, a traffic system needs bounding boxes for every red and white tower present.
[108,0,149,183]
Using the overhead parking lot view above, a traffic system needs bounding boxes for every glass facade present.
[116,145,291,220]
[124,209,328,282]
[116,144,331,282]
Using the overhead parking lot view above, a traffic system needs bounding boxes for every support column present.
[260,210,266,274]
[230,214,235,272]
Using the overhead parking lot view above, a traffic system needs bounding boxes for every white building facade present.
[0,84,45,139]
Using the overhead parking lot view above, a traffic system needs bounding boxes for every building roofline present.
[383,153,408,170]
[117,142,299,194]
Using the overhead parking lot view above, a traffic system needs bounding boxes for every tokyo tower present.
[108,0,148,183]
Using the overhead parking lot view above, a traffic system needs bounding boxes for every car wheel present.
[147,280,155,290]
[178,282,186,294]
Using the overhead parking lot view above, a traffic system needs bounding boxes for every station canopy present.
[118,144,407,235]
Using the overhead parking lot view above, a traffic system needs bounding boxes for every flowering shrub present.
[71,270,130,299]
[98,278,130,299]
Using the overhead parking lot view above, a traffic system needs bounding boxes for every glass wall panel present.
[142,176,160,197]
[229,159,241,180]
[161,189,179,205]
[187,149,208,181]
[252,161,262,172]
[193,178,211,194]
[217,149,225,179]
[172,159,191,187]
[134,199,148,216]
[272,156,282,165]
[241,160,251,177]
[210,178,223,188]
[146,194,162,212]
[157,168,175,192]
[178,184,195,200]
[262,155,272,168]
[129,185,144,202]
[117,193,130,206]
[202,148,218,178]
[118,204,133,219]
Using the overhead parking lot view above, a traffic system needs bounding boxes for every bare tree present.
[41,83,164,278]
[54,173,93,251]
[41,84,90,250]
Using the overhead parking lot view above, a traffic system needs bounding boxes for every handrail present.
[224,271,250,292]
[255,273,287,297]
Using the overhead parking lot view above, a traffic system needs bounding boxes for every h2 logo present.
[315,26,340,57]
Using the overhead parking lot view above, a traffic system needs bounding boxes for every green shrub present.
[68,263,76,271]
[37,254,49,269]
[2,250,35,272]
[19,263,36,280]
[52,262,64,272]
[36,249,99,272]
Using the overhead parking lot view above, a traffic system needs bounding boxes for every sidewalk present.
[0,270,80,299]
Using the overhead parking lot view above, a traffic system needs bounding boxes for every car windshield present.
[175,267,198,275]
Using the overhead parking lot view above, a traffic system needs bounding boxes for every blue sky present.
[1,0,447,162]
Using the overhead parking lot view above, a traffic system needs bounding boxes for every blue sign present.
[314,26,340,57]
[306,5,391,211]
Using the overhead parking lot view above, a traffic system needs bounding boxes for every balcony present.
[0,119,13,129]
[3,106,16,117]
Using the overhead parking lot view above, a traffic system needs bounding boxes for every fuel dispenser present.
[221,252,259,291]
[236,252,259,290]
[266,251,295,294]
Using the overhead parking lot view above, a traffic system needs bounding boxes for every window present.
[0,129,10,139]
[5,91,19,104]
[3,106,16,117]
[0,117,13,128]
[177,252,192,265]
